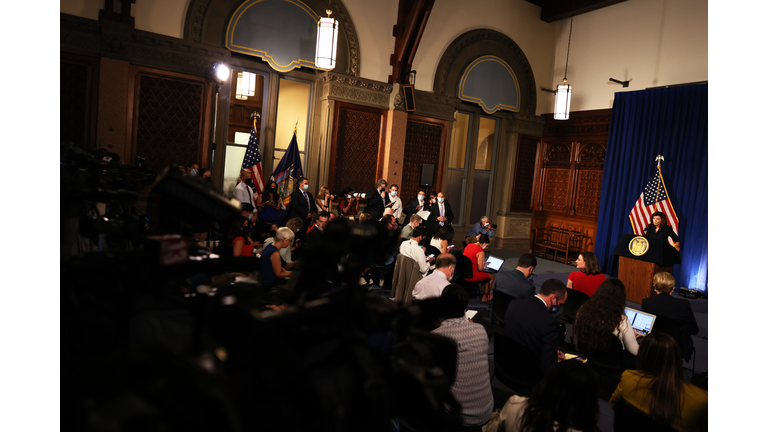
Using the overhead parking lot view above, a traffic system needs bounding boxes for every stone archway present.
[433,29,537,115]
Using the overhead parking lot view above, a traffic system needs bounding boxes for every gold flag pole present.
[654,154,664,211]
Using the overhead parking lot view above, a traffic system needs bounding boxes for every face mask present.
[248,214,254,221]
[347,195,352,199]
[484,222,489,228]
[302,184,308,191]
[390,191,397,197]
[417,195,424,201]
[190,169,197,176]
[481,244,487,249]
[438,197,444,203]
[549,299,561,314]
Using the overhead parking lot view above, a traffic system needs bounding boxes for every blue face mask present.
[302,184,308,191]
[417,195,424,201]
[549,299,560,314]
[248,213,254,221]
[438,197,444,203]
[390,191,397,197]
[190,169,197,176]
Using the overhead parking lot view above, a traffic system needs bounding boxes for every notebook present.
[484,255,505,273]
[624,307,656,336]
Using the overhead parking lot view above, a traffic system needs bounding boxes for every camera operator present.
[465,215,496,245]
[338,187,359,220]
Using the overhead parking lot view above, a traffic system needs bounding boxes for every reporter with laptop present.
[575,278,640,368]
[641,271,699,361]
[462,233,494,303]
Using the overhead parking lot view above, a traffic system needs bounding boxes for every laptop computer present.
[484,255,505,273]
[624,307,656,337]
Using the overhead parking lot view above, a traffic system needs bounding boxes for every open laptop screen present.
[624,307,656,336]
[485,255,505,272]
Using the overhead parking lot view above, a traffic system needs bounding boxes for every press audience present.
[566,252,606,297]
[610,333,707,432]
[642,272,699,361]
[462,233,494,303]
[412,254,455,300]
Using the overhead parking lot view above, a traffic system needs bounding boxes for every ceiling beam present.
[525,0,628,23]
[389,0,435,84]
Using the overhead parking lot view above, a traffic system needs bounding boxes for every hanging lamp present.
[315,8,338,69]
[554,6,575,120]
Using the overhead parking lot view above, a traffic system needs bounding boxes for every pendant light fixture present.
[554,5,575,120]
[315,7,338,69]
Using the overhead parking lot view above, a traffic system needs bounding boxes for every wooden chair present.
[612,398,677,432]
[531,225,587,265]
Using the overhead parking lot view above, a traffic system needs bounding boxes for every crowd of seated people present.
[217,173,706,432]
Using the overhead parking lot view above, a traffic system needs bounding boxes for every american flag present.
[629,167,679,240]
[242,122,264,196]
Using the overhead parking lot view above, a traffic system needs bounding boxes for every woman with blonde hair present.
[315,186,333,213]
[610,333,707,431]
[567,252,606,296]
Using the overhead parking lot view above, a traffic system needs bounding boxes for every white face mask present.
[302,184,308,191]
[390,191,397,197]
[190,169,197,176]
[417,195,424,201]
[347,195,352,199]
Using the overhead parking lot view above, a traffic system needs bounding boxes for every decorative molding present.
[329,0,359,77]
[320,72,392,108]
[62,13,231,77]
[505,111,545,136]
[434,29,537,115]
[412,90,462,121]
[546,124,610,135]
[185,0,214,44]
[577,142,606,170]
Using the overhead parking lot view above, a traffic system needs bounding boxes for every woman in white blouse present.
[574,278,640,357]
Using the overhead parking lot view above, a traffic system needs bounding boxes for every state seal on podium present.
[628,236,649,256]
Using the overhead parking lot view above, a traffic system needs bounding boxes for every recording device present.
[678,287,704,299]
[490,224,497,229]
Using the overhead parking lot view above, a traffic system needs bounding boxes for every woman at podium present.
[643,211,680,251]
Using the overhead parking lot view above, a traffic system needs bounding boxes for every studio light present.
[213,63,230,83]
[315,9,338,69]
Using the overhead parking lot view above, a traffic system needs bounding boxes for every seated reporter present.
[642,272,699,360]
[566,252,606,297]
[260,227,294,288]
[462,233,494,303]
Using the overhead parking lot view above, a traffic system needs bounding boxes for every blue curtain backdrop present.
[594,84,708,293]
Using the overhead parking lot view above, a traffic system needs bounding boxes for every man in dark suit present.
[364,178,388,221]
[494,254,537,299]
[505,279,567,374]
[403,190,427,225]
[641,272,699,360]
[306,211,329,246]
[427,191,453,235]
[289,177,315,224]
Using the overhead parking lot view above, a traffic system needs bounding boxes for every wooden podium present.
[613,234,681,304]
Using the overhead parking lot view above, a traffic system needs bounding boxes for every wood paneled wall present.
[401,116,448,200]
[531,109,612,251]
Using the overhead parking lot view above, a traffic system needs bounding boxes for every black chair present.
[612,398,677,432]
[490,289,516,331]
[651,314,696,372]
[450,250,483,298]
[491,329,544,396]
[580,337,627,400]
[557,289,590,347]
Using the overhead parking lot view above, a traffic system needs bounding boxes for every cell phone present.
[385,202,394,207]
[447,245,455,249]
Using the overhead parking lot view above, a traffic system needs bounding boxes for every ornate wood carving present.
[510,136,539,212]
[331,106,384,194]
[320,72,393,109]
[577,142,606,169]
[402,119,444,200]
[544,142,571,168]
[575,170,603,217]
[134,73,207,172]
[542,169,569,212]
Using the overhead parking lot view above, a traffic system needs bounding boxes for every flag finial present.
[655,154,664,167]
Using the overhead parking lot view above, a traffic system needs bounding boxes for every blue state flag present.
[271,130,304,219]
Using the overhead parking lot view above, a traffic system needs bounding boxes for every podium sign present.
[613,234,680,303]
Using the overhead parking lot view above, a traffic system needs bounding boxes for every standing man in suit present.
[289,177,315,224]
[641,272,699,360]
[364,179,388,221]
[306,210,329,247]
[233,168,257,210]
[403,190,427,224]
[427,191,453,235]
[505,279,568,374]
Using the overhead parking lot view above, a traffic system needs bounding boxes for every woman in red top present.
[567,252,606,296]
[228,216,259,257]
[463,233,495,303]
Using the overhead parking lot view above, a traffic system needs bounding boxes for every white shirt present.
[412,269,450,300]
[389,196,403,220]
[233,181,255,208]
[399,239,430,276]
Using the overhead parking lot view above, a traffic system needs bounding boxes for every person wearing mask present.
[385,183,403,223]
[462,233,494,303]
[315,186,334,213]
[364,178,388,221]
[427,191,453,235]
[233,168,257,210]
[494,253,537,299]
[403,190,427,223]
[186,162,199,176]
[256,180,281,226]
[399,226,434,277]
[339,187,359,219]
[465,216,495,244]
[289,177,315,223]
[400,214,422,241]
[260,227,295,288]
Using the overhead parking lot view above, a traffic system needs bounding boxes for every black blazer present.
[364,187,387,221]
[642,292,699,359]
[427,200,454,234]
[306,226,323,247]
[495,269,536,300]
[403,197,426,222]
[643,224,680,244]
[290,188,315,222]
[505,296,561,373]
